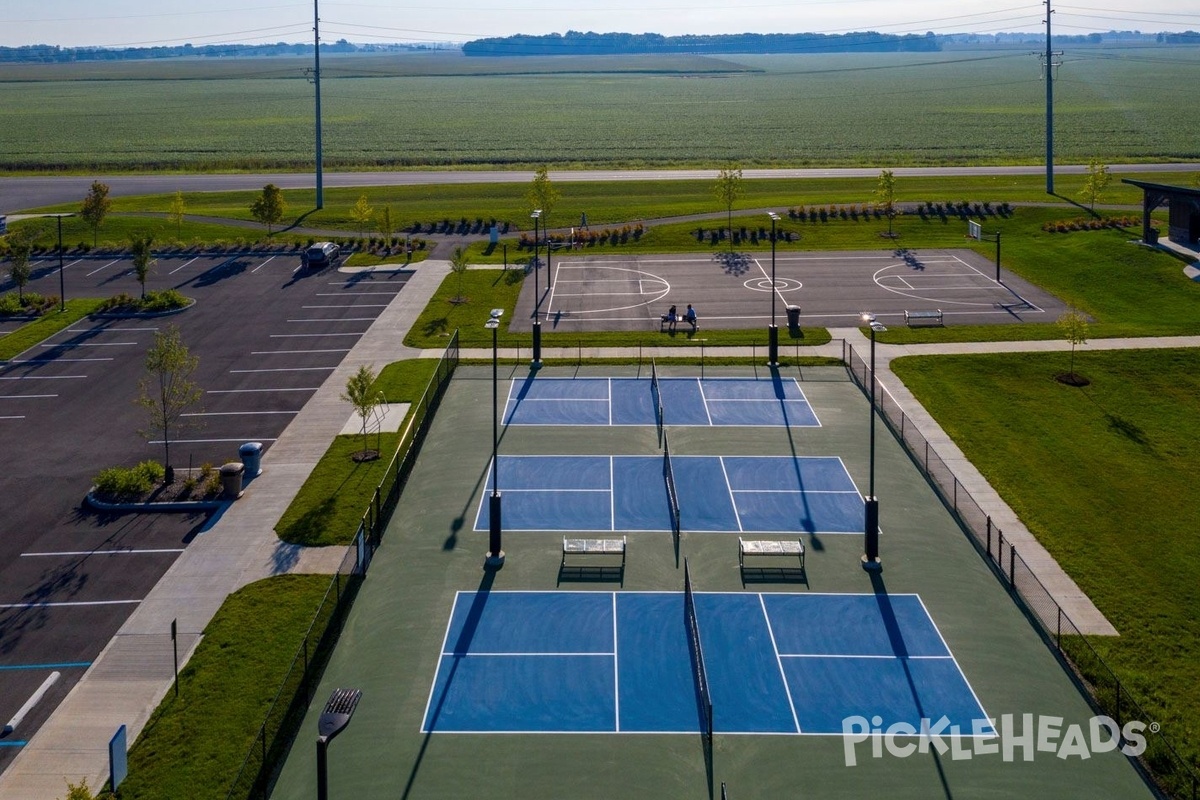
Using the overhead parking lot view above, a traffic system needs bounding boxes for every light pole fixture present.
[861,313,886,571]
[767,211,780,366]
[530,210,542,367]
[485,308,505,568]
[316,688,361,800]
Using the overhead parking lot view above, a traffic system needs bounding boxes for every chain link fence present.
[844,339,1197,800]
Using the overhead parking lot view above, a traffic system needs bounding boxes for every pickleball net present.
[683,557,714,746]
[651,359,664,442]
[663,430,681,541]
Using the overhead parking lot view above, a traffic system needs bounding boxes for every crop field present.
[2,48,1199,171]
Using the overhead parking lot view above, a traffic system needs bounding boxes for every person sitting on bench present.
[665,305,678,332]
[684,304,698,331]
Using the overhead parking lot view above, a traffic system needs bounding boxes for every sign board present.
[490,225,499,245]
[967,220,982,240]
[0,215,7,235]
[109,724,128,791]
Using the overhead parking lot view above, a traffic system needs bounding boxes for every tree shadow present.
[713,250,751,276]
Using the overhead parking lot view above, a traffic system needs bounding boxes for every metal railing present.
[844,339,1198,800]
[225,331,460,799]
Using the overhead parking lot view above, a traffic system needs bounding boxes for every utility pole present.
[312,0,324,209]
[1040,0,1062,195]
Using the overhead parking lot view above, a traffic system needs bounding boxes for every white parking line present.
[183,410,297,417]
[67,327,156,333]
[270,332,362,338]
[168,256,201,275]
[0,394,56,399]
[85,259,122,277]
[252,348,351,354]
[301,304,389,309]
[207,387,319,393]
[0,375,85,381]
[287,318,377,323]
[0,600,141,608]
[41,342,136,348]
[229,367,335,373]
[0,415,25,420]
[3,358,113,364]
[251,256,276,274]
[316,291,396,296]
[21,548,185,557]
[148,437,279,444]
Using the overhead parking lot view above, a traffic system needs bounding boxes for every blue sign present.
[109,725,127,790]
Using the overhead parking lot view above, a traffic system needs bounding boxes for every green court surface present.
[270,365,1154,800]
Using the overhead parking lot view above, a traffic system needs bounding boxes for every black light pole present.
[55,214,68,312]
[767,211,780,366]
[530,210,542,366]
[861,313,885,571]
[486,309,505,568]
[316,688,361,800]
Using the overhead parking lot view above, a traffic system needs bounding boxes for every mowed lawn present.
[892,348,1200,770]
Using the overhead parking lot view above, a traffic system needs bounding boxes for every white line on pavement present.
[182,410,297,417]
[270,332,362,338]
[3,672,60,735]
[207,387,319,393]
[0,375,86,381]
[251,348,351,354]
[0,600,141,608]
[85,259,122,277]
[21,549,185,557]
[287,318,378,323]
[229,367,335,373]
[168,256,201,275]
[251,256,276,273]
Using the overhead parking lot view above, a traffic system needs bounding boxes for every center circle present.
[743,277,803,293]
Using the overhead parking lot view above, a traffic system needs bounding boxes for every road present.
[3,163,1199,215]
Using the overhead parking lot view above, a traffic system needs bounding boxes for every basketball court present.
[512,249,1069,332]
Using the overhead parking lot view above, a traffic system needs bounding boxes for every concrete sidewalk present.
[6,251,1198,796]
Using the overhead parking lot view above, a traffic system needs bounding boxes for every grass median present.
[0,298,106,360]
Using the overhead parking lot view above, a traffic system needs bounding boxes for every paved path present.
[5,252,1200,796]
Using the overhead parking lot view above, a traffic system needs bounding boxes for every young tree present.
[137,324,203,482]
[79,181,112,247]
[376,205,395,246]
[350,194,374,238]
[450,245,469,302]
[1079,160,1111,215]
[340,364,380,459]
[129,234,154,299]
[526,166,560,230]
[168,191,186,239]
[5,227,36,301]
[713,164,743,249]
[250,183,286,236]
[875,169,897,237]
[1057,308,1089,384]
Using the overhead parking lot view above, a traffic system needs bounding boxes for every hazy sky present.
[6,0,1200,49]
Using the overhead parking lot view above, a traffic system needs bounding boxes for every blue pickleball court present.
[501,376,820,428]
[472,455,865,534]
[421,591,992,736]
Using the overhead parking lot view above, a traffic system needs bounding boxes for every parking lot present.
[0,251,409,768]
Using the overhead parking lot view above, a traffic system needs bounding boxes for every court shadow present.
[739,566,808,587]
[557,564,624,586]
[712,250,751,275]
[869,571,955,800]
[401,570,496,800]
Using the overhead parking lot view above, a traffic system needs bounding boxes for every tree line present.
[463,31,941,57]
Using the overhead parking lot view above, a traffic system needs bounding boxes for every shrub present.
[142,289,187,311]
[93,461,166,500]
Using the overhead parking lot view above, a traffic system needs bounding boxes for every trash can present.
[786,305,802,334]
[239,441,263,477]
[1146,227,1160,245]
[219,462,245,500]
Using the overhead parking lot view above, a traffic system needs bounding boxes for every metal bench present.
[739,537,805,574]
[561,536,626,571]
[904,309,944,327]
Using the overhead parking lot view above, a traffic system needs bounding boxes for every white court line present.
[0,394,56,399]
[207,387,319,393]
[21,548,185,557]
[84,259,122,277]
[612,592,620,733]
[168,256,200,275]
[252,348,350,354]
[0,375,85,381]
[0,600,141,608]
[251,255,276,273]
[287,318,377,323]
[717,457,744,533]
[759,594,802,733]
[229,367,335,373]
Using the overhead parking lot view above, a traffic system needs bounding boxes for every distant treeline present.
[0,40,436,64]
[462,31,941,57]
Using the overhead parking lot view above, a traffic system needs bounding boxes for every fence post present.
[373,488,381,538]
[1008,544,1015,588]
[986,516,992,560]
[1056,606,1061,649]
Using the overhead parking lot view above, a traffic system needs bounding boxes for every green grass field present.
[892,349,1200,783]
[4,49,1200,171]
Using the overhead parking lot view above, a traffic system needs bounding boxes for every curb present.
[84,490,225,514]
